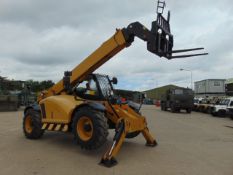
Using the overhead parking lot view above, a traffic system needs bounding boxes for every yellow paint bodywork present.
[105,103,147,133]
[39,94,147,134]
[39,95,84,124]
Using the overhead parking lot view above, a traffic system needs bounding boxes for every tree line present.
[0,77,55,94]
[23,80,55,92]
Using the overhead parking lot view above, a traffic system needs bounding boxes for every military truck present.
[0,84,19,111]
[160,88,194,113]
[0,95,18,111]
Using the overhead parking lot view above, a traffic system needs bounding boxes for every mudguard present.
[77,101,106,112]
[24,103,40,115]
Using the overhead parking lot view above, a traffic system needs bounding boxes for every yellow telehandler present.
[23,1,207,167]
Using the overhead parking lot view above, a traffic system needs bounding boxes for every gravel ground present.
[0,106,232,175]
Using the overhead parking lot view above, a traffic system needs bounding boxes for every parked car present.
[211,97,233,117]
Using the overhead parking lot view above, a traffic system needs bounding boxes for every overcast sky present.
[0,0,232,91]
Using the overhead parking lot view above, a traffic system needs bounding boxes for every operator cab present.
[74,74,117,101]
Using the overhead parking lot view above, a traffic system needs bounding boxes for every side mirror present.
[111,77,118,85]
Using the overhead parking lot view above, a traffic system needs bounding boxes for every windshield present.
[219,99,229,105]
[95,74,114,98]
[174,89,183,95]
[223,99,230,105]
[183,90,193,95]
[173,89,193,95]
[75,78,100,99]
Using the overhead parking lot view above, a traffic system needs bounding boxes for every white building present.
[194,79,226,97]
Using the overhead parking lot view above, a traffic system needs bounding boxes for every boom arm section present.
[40,29,128,99]
[38,22,165,100]
[39,6,207,101]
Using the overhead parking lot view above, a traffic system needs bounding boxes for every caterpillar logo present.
[41,123,69,132]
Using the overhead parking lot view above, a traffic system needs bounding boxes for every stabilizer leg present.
[100,119,127,167]
[142,127,158,147]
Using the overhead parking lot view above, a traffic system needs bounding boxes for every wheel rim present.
[77,116,93,141]
[25,115,33,133]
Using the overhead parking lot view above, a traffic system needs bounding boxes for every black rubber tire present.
[199,107,203,112]
[171,105,176,113]
[161,104,164,111]
[126,131,140,139]
[72,107,109,150]
[176,108,180,113]
[186,108,192,113]
[230,115,233,120]
[207,107,211,114]
[212,112,217,117]
[217,110,226,118]
[161,103,167,111]
[203,108,208,113]
[23,109,44,139]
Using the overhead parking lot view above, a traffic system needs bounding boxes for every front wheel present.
[217,110,226,118]
[23,109,44,139]
[207,107,212,114]
[186,108,192,113]
[72,107,109,150]
[171,105,176,113]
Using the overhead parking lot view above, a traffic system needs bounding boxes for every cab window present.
[230,101,233,106]
[75,79,99,99]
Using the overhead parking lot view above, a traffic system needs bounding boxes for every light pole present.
[180,68,193,90]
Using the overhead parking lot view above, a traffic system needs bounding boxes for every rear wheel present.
[126,131,140,139]
[204,107,208,113]
[176,108,180,113]
[161,104,164,111]
[23,109,44,139]
[212,112,217,116]
[72,107,108,150]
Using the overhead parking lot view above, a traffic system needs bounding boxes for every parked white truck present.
[211,97,233,117]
